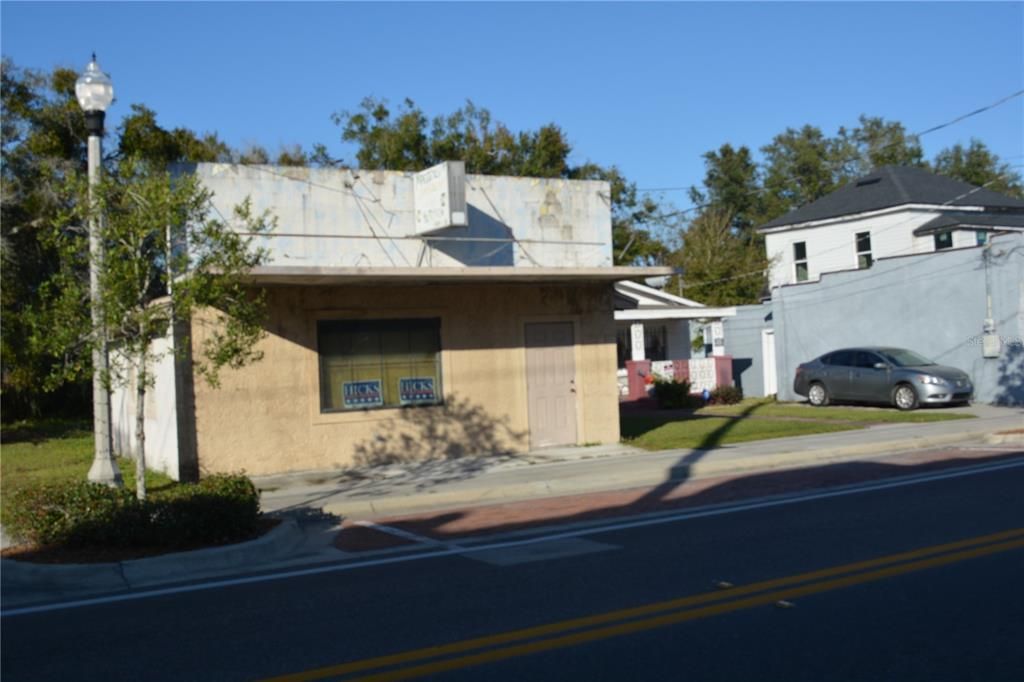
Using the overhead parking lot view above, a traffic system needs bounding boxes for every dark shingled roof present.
[913,211,1024,236]
[758,166,1024,231]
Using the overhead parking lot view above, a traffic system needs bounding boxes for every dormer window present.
[793,241,809,282]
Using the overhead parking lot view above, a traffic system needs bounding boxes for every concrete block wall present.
[771,232,1024,405]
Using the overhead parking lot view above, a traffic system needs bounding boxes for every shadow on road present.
[354,451,1023,546]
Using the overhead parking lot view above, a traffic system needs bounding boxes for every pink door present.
[525,322,578,448]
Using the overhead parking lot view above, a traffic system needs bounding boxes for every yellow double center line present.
[264,527,1024,682]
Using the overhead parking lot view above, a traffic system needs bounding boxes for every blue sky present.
[3,1,1022,210]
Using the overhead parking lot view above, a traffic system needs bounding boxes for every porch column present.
[630,323,646,361]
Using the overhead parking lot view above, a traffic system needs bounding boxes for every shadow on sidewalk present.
[353,450,1023,546]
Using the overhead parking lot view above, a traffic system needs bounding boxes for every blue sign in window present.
[342,380,383,408]
[399,377,436,405]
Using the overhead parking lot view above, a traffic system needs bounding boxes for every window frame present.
[793,241,809,282]
[316,316,444,414]
[855,231,873,269]
[934,232,953,251]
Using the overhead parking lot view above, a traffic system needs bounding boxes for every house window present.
[318,318,442,412]
[793,241,809,282]
[976,231,988,246]
[934,232,953,251]
[855,231,873,269]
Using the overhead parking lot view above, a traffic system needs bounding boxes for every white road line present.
[352,521,466,550]
[4,456,1024,618]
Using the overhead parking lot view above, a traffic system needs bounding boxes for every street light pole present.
[76,54,122,486]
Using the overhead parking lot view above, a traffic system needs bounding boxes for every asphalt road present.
[4,458,1024,681]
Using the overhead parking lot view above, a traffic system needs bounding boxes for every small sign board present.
[343,380,383,409]
[651,361,675,381]
[399,377,437,405]
[414,161,468,235]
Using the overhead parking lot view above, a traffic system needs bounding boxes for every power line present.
[637,88,1024,212]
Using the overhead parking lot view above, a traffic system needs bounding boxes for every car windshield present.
[878,349,935,367]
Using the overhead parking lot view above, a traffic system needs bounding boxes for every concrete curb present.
[1,519,301,601]
[986,431,1024,446]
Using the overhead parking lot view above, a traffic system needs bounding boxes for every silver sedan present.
[793,347,973,410]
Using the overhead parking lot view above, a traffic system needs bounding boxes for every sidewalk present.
[3,404,1021,610]
[256,403,1023,519]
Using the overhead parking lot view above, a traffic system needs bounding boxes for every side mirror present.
[873,362,889,370]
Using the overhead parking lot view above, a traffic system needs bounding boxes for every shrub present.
[709,385,744,405]
[4,474,261,550]
[652,378,703,409]
[5,481,141,547]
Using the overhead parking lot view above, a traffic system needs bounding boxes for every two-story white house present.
[110,162,671,479]
[759,166,1024,289]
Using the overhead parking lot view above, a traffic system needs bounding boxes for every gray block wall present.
[772,232,1024,405]
[725,303,774,397]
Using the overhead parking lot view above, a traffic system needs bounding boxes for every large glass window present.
[318,318,442,412]
[793,241,809,282]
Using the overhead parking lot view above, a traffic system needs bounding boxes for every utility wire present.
[637,88,1024,213]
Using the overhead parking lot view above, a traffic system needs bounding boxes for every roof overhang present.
[757,204,989,235]
[241,265,676,286]
[912,212,1024,236]
[615,306,736,321]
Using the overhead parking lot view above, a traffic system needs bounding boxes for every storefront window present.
[318,318,442,412]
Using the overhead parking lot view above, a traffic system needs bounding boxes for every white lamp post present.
[76,54,122,486]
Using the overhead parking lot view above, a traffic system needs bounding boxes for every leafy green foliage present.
[4,474,261,549]
[670,208,769,306]
[708,385,744,405]
[933,139,1024,198]
[652,378,702,409]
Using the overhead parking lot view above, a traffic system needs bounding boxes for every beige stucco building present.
[111,162,670,479]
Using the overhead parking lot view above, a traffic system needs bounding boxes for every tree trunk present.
[135,351,147,501]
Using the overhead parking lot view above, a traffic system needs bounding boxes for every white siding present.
[765,209,971,289]
[110,331,181,480]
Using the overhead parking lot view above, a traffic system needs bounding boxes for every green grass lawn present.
[621,399,975,451]
[698,401,977,423]
[621,415,863,451]
[1,419,177,523]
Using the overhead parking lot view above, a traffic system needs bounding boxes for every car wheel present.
[808,382,830,407]
[893,383,919,411]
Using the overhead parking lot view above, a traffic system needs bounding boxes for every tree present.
[45,159,273,498]
[2,60,91,418]
[933,139,1023,198]
[834,115,927,177]
[669,207,769,306]
[116,104,231,164]
[332,97,669,265]
[759,125,844,221]
[2,59,242,421]
[688,143,763,235]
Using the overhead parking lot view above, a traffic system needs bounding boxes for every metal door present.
[761,329,778,396]
[525,322,578,448]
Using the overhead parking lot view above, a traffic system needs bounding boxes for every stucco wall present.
[190,283,620,475]
[772,232,1024,404]
[181,164,613,270]
[724,304,774,397]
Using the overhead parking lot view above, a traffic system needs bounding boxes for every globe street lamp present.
[76,54,122,486]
